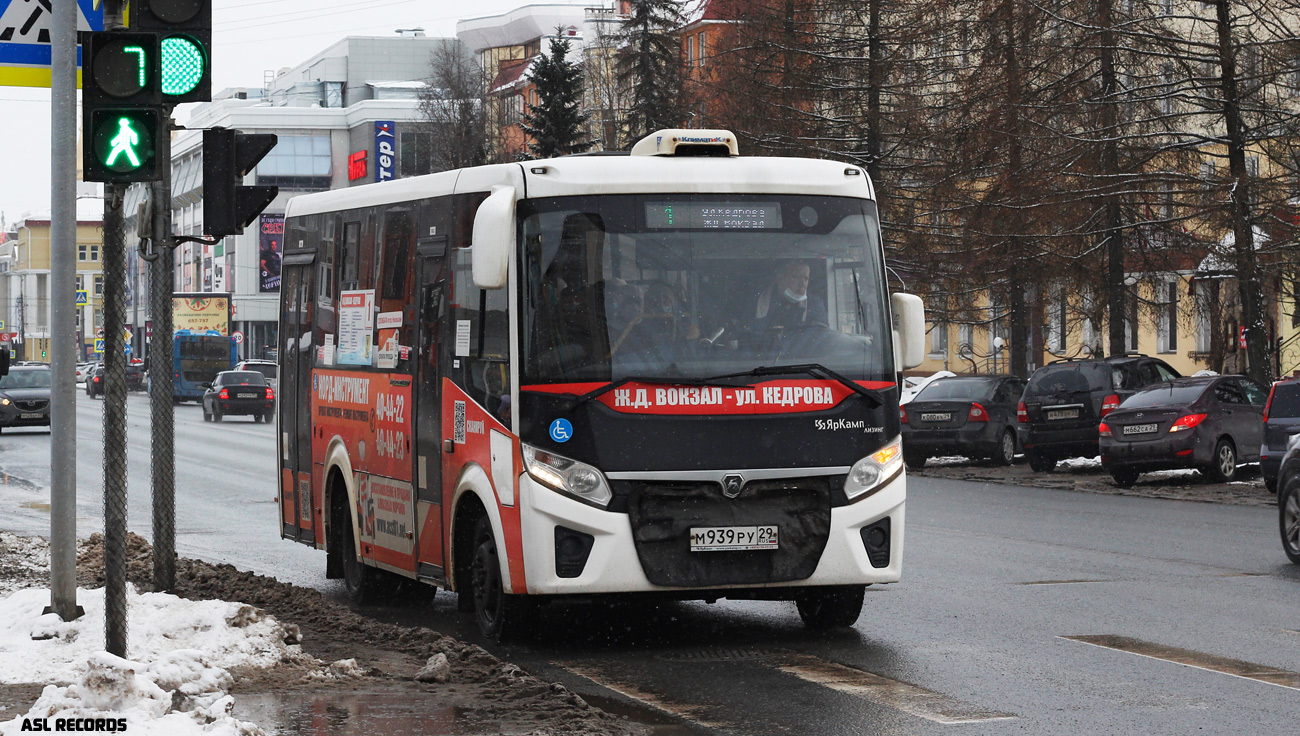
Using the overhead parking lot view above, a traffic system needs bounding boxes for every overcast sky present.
[0,0,597,228]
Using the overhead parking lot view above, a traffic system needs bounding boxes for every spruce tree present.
[520,34,590,159]
[616,0,686,142]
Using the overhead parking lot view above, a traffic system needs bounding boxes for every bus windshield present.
[520,194,893,384]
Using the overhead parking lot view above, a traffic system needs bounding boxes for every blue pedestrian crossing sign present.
[93,338,104,354]
[0,0,104,88]
[75,289,89,307]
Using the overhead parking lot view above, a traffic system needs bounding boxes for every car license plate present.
[1046,409,1080,420]
[920,412,951,422]
[237,393,258,399]
[1123,423,1158,435]
[689,526,778,552]
[19,413,41,419]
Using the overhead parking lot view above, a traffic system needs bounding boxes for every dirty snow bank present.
[0,586,309,735]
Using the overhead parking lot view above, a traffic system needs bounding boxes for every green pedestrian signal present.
[86,108,160,182]
[160,36,205,96]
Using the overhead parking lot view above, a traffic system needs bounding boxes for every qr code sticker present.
[454,400,466,444]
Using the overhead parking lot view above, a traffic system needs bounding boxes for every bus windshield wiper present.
[563,374,740,411]
[700,363,884,408]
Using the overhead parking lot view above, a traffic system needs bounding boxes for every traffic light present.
[132,0,212,104]
[203,128,279,237]
[81,32,164,182]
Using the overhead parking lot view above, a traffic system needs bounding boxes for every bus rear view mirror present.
[891,293,925,370]
[471,185,516,290]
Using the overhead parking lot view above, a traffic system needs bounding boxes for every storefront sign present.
[374,121,396,182]
[348,150,368,181]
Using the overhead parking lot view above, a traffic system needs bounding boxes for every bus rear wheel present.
[469,516,534,641]
[795,586,865,630]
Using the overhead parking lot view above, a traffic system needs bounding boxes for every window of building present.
[255,135,332,189]
[1200,159,1215,190]
[325,81,344,108]
[698,32,707,66]
[399,130,435,177]
[1124,293,1139,352]
[94,274,104,297]
[686,35,694,66]
[930,321,948,356]
[1158,279,1179,353]
[1048,286,1068,353]
[78,244,87,261]
[1160,64,1176,114]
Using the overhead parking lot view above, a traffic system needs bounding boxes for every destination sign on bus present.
[645,202,781,230]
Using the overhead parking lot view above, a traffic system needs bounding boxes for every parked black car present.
[202,371,274,423]
[1270,426,1300,564]
[1261,379,1300,493]
[1099,375,1266,486]
[85,362,145,396]
[902,375,1027,468]
[1019,355,1181,472]
[0,365,52,432]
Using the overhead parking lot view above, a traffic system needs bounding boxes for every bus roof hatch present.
[629,129,738,157]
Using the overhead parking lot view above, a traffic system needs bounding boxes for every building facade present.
[125,33,457,361]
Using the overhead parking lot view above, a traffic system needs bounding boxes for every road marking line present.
[1063,635,1300,691]
[556,663,732,731]
[776,654,1017,724]
[1015,579,1108,586]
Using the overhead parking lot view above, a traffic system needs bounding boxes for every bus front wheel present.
[795,586,865,630]
[340,512,379,604]
[469,516,534,641]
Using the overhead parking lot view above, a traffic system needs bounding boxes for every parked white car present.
[901,370,956,404]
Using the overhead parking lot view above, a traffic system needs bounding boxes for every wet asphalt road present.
[3,390,1300,734]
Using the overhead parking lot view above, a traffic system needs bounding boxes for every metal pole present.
[150,118,176,592]
[101,1,128,659]
[102,183,129,658]
[45,0,82,622]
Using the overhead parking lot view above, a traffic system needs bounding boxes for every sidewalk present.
[911,456,1274,506]
[0,532,643,736]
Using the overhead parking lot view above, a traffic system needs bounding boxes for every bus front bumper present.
[516,472,905,596]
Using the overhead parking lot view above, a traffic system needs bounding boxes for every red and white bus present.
[277,130,925,639]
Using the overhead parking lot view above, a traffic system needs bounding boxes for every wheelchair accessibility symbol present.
[549,418,573,443]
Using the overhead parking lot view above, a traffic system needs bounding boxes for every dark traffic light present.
[132,0,212,103]
[203,128,278,237]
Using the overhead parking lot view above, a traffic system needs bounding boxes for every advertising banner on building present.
[374,121,396,182]
[259,214,284,292]
[172,293,231,335]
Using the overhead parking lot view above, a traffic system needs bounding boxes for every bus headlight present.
[844,437,903,502]
[522,444,613,508]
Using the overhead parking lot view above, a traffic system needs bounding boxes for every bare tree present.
[418,41,488,173]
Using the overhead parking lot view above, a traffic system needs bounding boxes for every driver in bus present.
[751,260,828,332]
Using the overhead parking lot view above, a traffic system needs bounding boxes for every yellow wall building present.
[0,211,105,362]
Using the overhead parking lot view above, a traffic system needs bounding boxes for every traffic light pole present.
[149,117,177,592]
[45,0,83,623]
[102,183,129,658]
[101,1,129,659]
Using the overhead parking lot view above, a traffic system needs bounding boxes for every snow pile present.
[1058,456,1102,470]
[0,533,49,595]
[0,586,308,736]
[901,370,956,404]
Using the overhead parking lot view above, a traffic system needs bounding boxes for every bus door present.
[279,254,316,545]
[414,236,448,579]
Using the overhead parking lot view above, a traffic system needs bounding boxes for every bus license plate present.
[690,526,778,552]
[920,412,951,422]
[1046,409,1079,420]
[237,392,259,399]
[1123,423,1158,435]
[19,413,41,419]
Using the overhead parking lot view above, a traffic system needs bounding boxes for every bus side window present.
[447,192,509,424]
[341,221,361,291]
[378,206,415,371]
